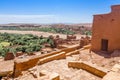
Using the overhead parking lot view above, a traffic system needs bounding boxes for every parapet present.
[111,5,120,13]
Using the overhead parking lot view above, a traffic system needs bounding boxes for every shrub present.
[0,42,10,47]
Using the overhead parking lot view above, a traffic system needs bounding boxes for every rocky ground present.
[13,49,120,80]
[79,50,120,70]
[1,48,120,80]
[14,56,101,80]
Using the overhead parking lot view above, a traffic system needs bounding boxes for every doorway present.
[101,39,108,51]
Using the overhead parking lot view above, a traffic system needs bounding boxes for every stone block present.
[14,57,39,77]
[68,61,108,78]
[49,72,60,80]
[4,52,15,60]
[40,70,50,76]
[0,60,14,77]
[39,70,60,80]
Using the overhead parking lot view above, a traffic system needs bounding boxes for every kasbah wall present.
[91,5,120,52]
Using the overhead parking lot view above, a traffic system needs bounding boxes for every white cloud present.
[0,14,91,24]
[0,15,55,18]
[0,14,59,24]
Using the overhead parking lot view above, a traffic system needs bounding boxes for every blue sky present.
[0,0,120,24]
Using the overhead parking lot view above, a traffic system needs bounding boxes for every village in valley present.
[0,1,120,80]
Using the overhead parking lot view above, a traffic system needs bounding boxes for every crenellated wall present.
[92,5,120,52]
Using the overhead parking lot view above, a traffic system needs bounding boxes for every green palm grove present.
[0,33,55,57]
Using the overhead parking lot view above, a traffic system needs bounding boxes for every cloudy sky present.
[0,0,120,24]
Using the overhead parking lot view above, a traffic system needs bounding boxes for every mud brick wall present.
[92,5,120,51]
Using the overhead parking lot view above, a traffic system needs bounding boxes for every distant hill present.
[0,23,92,35]
[0,23,92,27]
[70,23,92,27]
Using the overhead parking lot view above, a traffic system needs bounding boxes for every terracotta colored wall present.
[92,5,120,51]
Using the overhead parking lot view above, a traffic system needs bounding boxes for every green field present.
[0,33,55,57]
[0,26,75,35]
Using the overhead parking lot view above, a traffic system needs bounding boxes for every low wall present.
[13,50,62,77]
[61,45,80,53]
[13,45,80,77]
[38,52,66,65]
[66,50,80,56]
[68,61,108,78]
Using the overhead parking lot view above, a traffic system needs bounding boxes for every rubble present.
[4,53,15,61]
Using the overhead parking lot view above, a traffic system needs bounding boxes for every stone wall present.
[38,52,66,65]
[68,61,108,78]
[67,35,76,40]
[13,50,62,77]
[13,45,80,77]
